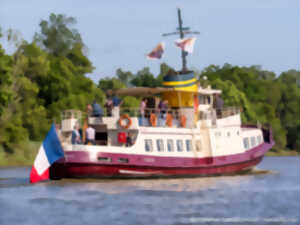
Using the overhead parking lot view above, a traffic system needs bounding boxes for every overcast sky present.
[1,0,299,82]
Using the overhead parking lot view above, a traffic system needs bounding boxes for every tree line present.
[0,13,299,165]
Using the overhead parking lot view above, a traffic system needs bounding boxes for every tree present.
[116,68,133,86]
[0,45,13,116]
[98,77,126,93]
[131,67,161,87]
[34,13,83,56]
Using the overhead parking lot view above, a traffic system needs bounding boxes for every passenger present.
[104,98,113,116]
[158,99,168,118]
[215,94,224,118]
[92,100,104,118]
[139,98,147,125]
[112,95,123,118]
[71,124,82,145]
[126,133,134,147]
[85,124,96,145]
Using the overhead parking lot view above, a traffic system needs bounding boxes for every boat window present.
[243,138,249,149]
[198,95,210,104]
[186,140,192,152]
[251,136,256,147]
[215,132,221,137]
[97,157,112,163]
[196,140,202,152]
[144,139,153,152]
[176,140,184,152]
[118,158,129,163]
[167,139,174,152]
[257,135,262,144]
[156,139,164,152]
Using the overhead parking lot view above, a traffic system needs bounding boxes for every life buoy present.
[118,114,132,129]
[166,113,173,127]
[149,113,157,127]
[180,115,187,128]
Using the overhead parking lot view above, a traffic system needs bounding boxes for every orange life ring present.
[149,113,157,127]
[180,115,187,128]
[118,114,132,129]
[166,113,173,127]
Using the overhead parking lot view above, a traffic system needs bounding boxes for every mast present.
[162,8,200,73]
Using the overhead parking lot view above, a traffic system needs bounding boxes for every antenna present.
[162,8,200,73]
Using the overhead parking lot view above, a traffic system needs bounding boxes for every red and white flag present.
[147,42,165,60]
[175,37,196,53]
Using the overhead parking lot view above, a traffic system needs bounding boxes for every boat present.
[50,9,274,179]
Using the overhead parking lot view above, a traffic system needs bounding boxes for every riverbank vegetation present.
[0,13,299,166]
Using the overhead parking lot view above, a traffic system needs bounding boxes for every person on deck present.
[92,100,104,118]
[158,99,168,118]
[139,98,147,125]
[104,98,113,116]
[112,95,123,118]
[126,132,134,147]
[215,94,224,118]
[71,124,82,145]
[85,124,96,145]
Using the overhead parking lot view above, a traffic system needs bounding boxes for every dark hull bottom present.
[50,156,264,179]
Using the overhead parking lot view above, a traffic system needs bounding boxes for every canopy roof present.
[108,87,173,97]
[108,86,221,97]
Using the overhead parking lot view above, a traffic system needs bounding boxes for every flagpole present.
[162,8,200,74]
[177,8,187,73]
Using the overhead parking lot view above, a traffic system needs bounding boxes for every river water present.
[0,156,300,225]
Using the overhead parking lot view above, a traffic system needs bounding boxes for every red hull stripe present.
[59,156,263,178]
[51,140,273,179]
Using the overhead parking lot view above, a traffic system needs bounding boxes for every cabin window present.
[156,139,164,152]
[257,135,262,144]
[251,136,256,147]
[186,140,192,152]
[243,138,249,149]
[215,132,221,137]
[177,140,184,152]
[196,140,202,152]
[198,95,205,104]
[167,139,174,152]
[144,139,153,152]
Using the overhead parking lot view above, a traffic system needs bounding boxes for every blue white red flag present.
[147,42,165,60]
[30,123,64,183]
[175,37,196,53]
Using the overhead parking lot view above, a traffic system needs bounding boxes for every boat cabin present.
[59,83,241,148]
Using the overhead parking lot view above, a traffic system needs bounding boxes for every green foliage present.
[131,67,161,87]
[98,77,126,93]
[34,13,82,56]
[0,45,13,116]
[116,68,133,86]
[0,13,105,159]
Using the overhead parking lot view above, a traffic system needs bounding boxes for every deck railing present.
[81,106,241,128]
[199,106,240,120]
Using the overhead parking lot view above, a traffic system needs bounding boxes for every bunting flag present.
[147,42,165,60]
[30,123,64,183]
[175,37,196,53]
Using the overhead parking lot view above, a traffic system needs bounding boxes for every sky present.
[1,0,300,82]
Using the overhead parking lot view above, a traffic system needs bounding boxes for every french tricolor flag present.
[30,123,64,183]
